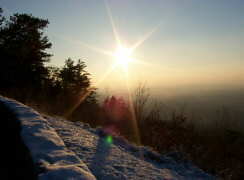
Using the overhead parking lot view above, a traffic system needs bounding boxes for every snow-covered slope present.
[0,96,96,180]
[0,96,215,180]
[47,117,214,180]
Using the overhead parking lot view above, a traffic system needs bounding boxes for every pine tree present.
[0,12,51,101]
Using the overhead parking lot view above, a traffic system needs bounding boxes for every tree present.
[49,58,98,115]
[56,58,99,124]
[0,10,99,125]
[0,13,52,101]
[0,8,5,26]
[101,96,135,139]
[59,58,90,95]
[133,83,150,124]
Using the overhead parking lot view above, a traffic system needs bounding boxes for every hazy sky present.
[1,0,244,94]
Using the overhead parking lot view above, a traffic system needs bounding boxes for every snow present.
[0,96,215,179]
[38,164,96,180]
[0,96,96,180]
[47,118,215,179]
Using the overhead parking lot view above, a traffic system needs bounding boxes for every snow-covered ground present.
[47,117,215,180]
[0,96,96,180]
[0,96,215,180]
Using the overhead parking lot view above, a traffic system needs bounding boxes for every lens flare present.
[105,135,113,144]
[62,0,160,148]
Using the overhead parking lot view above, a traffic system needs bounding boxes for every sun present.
[114,45,134,67]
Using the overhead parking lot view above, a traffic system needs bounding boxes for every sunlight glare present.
[115,46,133,67]
[63,1,160,147]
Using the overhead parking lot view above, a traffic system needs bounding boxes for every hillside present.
[0,96,214,179]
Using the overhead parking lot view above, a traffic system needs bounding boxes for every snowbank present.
[0,96,96,180]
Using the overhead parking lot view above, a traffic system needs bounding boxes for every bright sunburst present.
[63,0,161,145]
[114,45,134,67]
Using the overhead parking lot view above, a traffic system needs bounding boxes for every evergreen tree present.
[59,58,90,95]
[0,13,51,101]
[0,8,5,26]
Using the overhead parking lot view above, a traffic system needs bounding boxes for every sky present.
[1,0,244,95]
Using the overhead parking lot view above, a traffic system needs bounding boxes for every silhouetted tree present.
[54,58,99,124]
[100,96,136,140]
[59,58,90,95]
[0,8,5,26]
[47,58,99,115]
[0,12,51,101]
[0,9,100,127]
[133,83,150,124]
